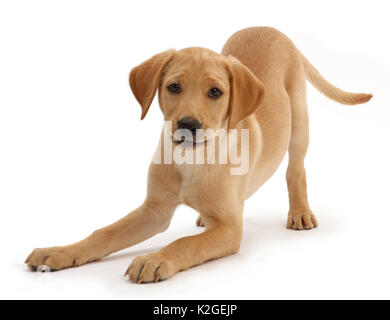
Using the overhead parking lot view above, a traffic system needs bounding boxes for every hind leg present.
[286,84,318,230]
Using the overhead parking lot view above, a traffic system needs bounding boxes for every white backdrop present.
[1,0,389,299]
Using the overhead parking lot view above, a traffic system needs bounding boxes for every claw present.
[29,265,37,272]
[73,257,80,267]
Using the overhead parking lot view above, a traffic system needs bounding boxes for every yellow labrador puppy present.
[25,27,372,283]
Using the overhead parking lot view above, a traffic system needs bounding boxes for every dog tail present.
[301,54,373,105]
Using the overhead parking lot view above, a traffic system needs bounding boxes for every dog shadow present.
[242,208,341,253]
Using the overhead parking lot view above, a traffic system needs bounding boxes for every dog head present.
[129,47,265,143]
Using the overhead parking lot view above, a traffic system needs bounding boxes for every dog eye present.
[167,83,181,94]
[208,87,222,99]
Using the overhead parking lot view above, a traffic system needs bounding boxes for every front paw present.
[125,253,178,283]
[25,246,89,271]
[287,212,318,230]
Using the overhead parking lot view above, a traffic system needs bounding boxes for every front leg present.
[25,200,177,271]
[126,214,243,283]
[26,164,180,271]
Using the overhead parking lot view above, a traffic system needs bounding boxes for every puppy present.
[25,27,372,283]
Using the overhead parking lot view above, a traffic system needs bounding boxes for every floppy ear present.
[225,56,266,129]
[129,49,175,120]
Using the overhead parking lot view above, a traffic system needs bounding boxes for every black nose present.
[177,117,202,134]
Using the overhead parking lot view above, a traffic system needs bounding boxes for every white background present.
[1,0,389,300]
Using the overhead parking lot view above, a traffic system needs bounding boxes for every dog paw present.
[287,212,318,230]
[196,215,205,227]
[124,253,178,283]
[25,246,88,271]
